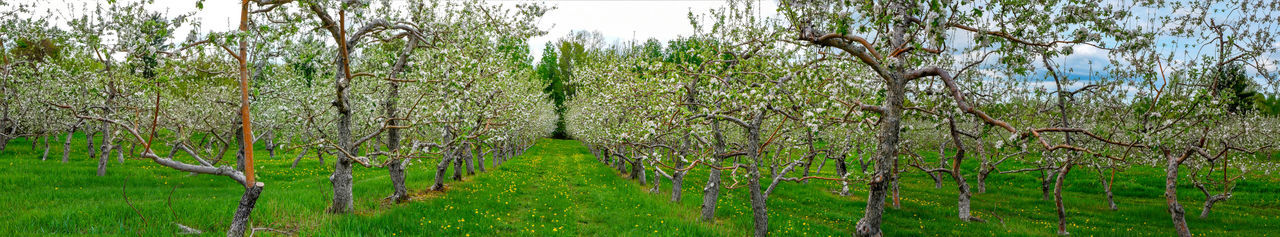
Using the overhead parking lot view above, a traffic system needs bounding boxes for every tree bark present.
[977,169,989,194]
[748,168,768,237]
[700,120,727,222]
[291,147,307,168]
[671,146,686,202]
[87,129,97,160]
[387,158,408,202]
[98,125,111,176]
[453,145,465,181]
[431,145,452,191]
[1041,169,1055,200]
[743,119,769,237]
[1100,171,1117,210]
[227,182,264,237]
[476,145,487,172]
[956,173,975,221]
[465,143,476,175]
[1054,163,1073,235]
[1165,154,1191,237]
[891,171,901,209]
[383,49,407,201]
[835,156,851,196]
[63,129,74,163]
[856,68,904,237]
[328,157,354,213]
[638,158,648,186]
[1199,194,1229,219]
[41,135,50,161]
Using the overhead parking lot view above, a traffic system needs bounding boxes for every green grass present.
[1,135,1278,236]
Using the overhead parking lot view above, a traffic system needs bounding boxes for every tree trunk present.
[1165,155,1191,237]
[1101,172,1117,210]
[291,147,307,168]
[638,159,648,186]
[1199,194,1229,219]
[387,158,408,203]
[856,75,904,237]
[1054,164,1073,235]
[87,130,97,160]
[836,157,851,196]
[264,131,275,159]
[931,171,943,189]
[955,172,975,221]
[98,126,111,176]
[316,147,325,166]
[431,146,452,191]
[976,170,989,194]
[227,182,264,237]
[41,135,50,161]
[891,171,901,209]
[1041,169,1055,201]
[671,156,685,202]
[453,146,465,181]
[327,158,354,213]
[701,119,727,222]
[476,146,486,172]
[116,145,124,163]
[63,129,74,163]
[465,143,476,175]
[700,162,722,222]
[327,98,357,213]
[748,168,768,237]
[649,163,661,194]
[235,126,245,172]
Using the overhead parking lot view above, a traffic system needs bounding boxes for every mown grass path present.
[320,138,743,236]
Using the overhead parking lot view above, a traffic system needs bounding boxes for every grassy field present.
[1,134,1278,236]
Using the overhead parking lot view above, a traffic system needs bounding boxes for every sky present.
[3,0,1274,93]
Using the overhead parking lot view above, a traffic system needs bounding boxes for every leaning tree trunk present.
[227,182,265,237]
[1099,170,1118,210]
[431,145,452,191]
[1199,193,1229,219]
[1054,163,1073,235]
[41,135,50,161]
[291,148,307,168]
